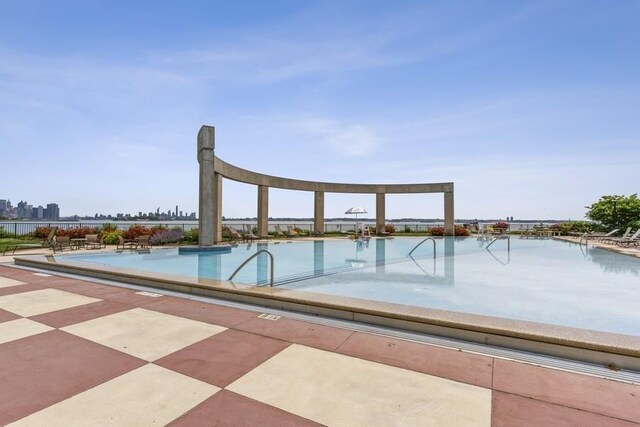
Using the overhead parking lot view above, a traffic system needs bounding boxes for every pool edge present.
[13,254,640,372]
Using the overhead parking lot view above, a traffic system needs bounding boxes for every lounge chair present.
[588,228,619,241]
[243,225,259,242]
[286,226,299,238]
[226,227,243,243]
[614,229,640,246]
[117,236,138,251]
[274,225,287,239]
[42,226,58,249]
[52,236,72,253]
[601,227,632,244]
[85,234,105,250]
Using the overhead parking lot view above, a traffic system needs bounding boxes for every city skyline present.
[1,1,639,220]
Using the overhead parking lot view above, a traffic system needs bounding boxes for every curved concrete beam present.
[214,156,453,194]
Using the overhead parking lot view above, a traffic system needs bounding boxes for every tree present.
[585,194,640,231]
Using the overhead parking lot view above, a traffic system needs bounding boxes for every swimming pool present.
[64,237,640,337]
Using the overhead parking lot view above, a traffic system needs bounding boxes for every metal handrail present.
[579,232,588,246]
[408,237,436,258]
[486,235,510,250]
[228,249,275,287]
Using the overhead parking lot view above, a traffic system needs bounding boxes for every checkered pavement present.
[0,267,638,426]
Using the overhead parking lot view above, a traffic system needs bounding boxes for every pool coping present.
[13,250,640,372]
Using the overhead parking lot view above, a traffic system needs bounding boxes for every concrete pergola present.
[198,125,455,245]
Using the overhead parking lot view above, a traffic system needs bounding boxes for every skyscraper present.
[45,203,60,220]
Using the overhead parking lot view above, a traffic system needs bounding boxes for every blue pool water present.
[67,237,640,336]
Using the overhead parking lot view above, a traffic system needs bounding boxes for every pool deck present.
[0,263,639,425]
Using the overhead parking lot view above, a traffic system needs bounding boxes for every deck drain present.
[32,273,52,277]
[135,291,163,298]
[258,313,281,321]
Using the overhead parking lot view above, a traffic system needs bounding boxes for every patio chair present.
[117,236,138,251]
[137,235,152,249]
[52,236,72,253]
[85,234,105,250]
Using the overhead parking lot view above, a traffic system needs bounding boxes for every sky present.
[1,0,639,220]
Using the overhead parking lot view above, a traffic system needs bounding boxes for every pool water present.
[67,237,640,336]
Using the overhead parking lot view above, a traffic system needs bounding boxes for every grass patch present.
[0,237,43,253]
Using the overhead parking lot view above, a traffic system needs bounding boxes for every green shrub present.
[0,225,9,238]
[183,228,199,243]
[404,225,412,233]
[100,223,119,234]
[102,231,122,245]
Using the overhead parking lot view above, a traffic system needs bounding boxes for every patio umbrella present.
[345,206,368,233]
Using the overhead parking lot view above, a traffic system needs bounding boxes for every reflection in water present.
[588,247,640,276]
[444,237,455,284]
[256,242,269,284]
[376,238,386,274]
[314,240,324,276]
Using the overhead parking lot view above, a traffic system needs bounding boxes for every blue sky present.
[1,0,639,220]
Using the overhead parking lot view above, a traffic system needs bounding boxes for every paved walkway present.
[0,265,638,426]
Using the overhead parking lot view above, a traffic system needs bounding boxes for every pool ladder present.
[408,237,436,258]
[228,249,275,287]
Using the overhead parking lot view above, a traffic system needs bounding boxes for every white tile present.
[0,288,100,317]
[0,318,54,345]
[228,344,492,427]
[0,277,27,288]
[62,308,226,361]
[10,364,219,426]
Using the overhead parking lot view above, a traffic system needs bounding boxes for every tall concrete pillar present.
[376,193,386,235]
[213,173,222,243]
[314,191,324,235]
[257,185,269,238]
[197,125,216,246]
[444,190,455,236]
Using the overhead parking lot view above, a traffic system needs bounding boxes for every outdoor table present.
[70,238,87,250]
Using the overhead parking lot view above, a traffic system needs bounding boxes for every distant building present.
[45,203,60,220]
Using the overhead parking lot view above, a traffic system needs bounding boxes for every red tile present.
[168,390,323,427]
[235,317,354,351]
[43,279,128,297]
[29,300,132,328]
[0,283,43,297]
[336,332,493,387]
[493,359,640,423]
[0,330,146,425]
[144,298,257,328]
[0,266,38,281]
[492,391,638,427]
[0,308,20,323]
[155,329,290,387]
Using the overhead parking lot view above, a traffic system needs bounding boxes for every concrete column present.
[213,173,222,243]
[197,125,215,246]
[314,191,324,235]
[257,185,269,238]
[444,190,455,236]
[376,193,386,235]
